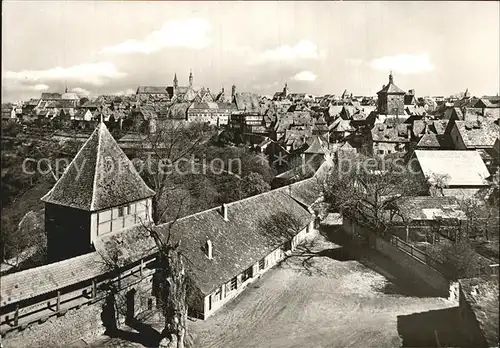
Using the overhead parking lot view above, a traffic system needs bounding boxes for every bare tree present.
[133,120,216,224]
[323,153,427,237]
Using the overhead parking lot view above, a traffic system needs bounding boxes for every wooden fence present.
[389,235,454,278]
[0,257,156,336]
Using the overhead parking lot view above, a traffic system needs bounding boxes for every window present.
[118,207,124,217]
[213,288,222,303]
[230,277,237,290]
[259,258,266,270]
[147,298,153,310]
[241,266,253,282]
[378,150,384,155]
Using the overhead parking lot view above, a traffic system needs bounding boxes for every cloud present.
[2,82,50,92]
[369,53,434,75]
[249,40,321,65]
[32,84,50,91]
[101,18,212,55]
[112,88,136,96]
[3,61,126,85]
[71,87,90,96]
[291,70,317,82]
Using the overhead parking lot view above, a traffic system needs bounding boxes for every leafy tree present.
[239,172,271,198]
[427,240,491,280]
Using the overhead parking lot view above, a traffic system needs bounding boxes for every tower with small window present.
[42,121,155,262]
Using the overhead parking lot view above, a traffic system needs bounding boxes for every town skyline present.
[2,1,500,102]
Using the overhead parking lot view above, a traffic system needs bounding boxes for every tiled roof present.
[234,92,261,112]
[393,196,467,221]
[371,123,410,143]
[137,86,169,94]
[429,120,449,134]
[41,122,155,211]
[416,133,450,149]
[304,136,326,154]
[459,278,499,347]
[414,150,490,186]
[377,81,405,95]
[41,93,62,100]
[153,189,313,295]
[0,252,106,306]
[168,103,190,119]
[455,120,500,148]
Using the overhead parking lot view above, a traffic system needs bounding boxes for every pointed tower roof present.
[41,122,155,211]
[377,72,405,95]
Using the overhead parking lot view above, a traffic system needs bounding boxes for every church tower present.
[173,73,178,89]
[189,70,193,87]
[41,121,155,262]
[283,82,289,98]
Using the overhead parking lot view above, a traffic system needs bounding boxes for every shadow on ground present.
[318,226,444,298]
[397,306,468,348]
[104,319,162,348]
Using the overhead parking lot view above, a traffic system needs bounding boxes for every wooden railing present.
[389,235,453,278]
[0,257,156,336]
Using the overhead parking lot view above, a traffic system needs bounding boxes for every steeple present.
[389,71,394,84]
[65,80,68,93]
[173,73,178,89]
[189,70,193,87]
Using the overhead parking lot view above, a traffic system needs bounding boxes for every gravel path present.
[187,232,456,348]
[87,231,457,348]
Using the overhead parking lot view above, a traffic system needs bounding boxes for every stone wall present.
[1,274,156,348]
[1,300,105,348]
[458,286,489,347]
[373,235,450,296]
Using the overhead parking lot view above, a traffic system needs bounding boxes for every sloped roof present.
[414,150,490,186]
[329,118,354,132]
[429,119,449,134]
[234,92,261,112]
[41,92,62,100]
[371,123,410,143]
[377,75,405,95]
[168,103,190,119]
[416,133,450,149]
[41,122,155,211]
[304,136,326,154]
[459,278,499,347]
[137,86,169,94]
[455,120,500,148]
[0,252,106,306]
[153,189,313,295]
[393,196,467,222]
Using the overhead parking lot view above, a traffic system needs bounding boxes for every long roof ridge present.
[41,124,101,203]
[90,123,105,211]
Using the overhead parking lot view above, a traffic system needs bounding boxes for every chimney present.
[205,239,213,259]
[288,184,292,196]
[222,203,228,221]
[232,85,236,97]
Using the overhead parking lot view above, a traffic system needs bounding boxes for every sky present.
[2,1,499,102]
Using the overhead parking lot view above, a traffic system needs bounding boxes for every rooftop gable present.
[414,150,490,187]
[41,122,155,211]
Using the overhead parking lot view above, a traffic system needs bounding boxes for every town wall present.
[373,235,450,296]
[1,273,156,348]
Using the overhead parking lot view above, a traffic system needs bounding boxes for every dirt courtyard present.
[186,231,456,348]
[86,231,457,348]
